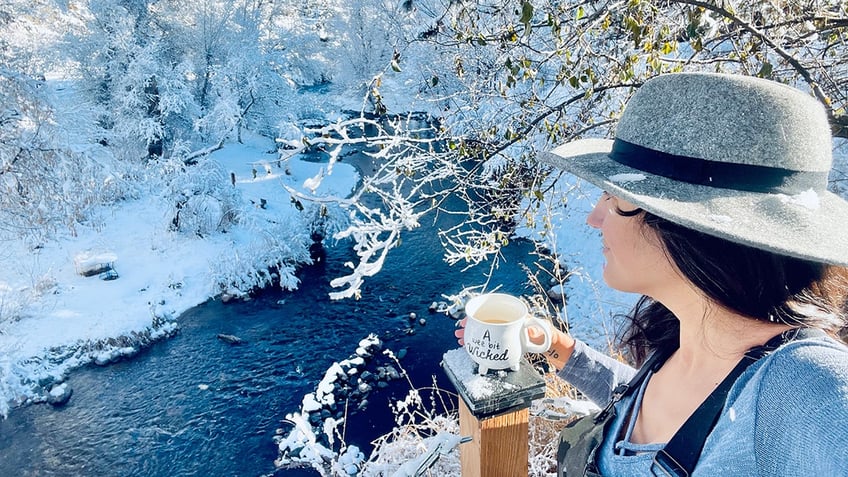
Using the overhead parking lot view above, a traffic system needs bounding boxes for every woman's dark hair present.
[618,209,848,365]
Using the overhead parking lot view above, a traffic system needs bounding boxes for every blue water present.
[0,205,538,476]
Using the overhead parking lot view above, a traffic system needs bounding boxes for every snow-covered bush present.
[210,202,312,296]
[0,283,24,329]
[360,385,462,476]
[0,264,59,329]
[0,357,31,418]
[159,156,241,237]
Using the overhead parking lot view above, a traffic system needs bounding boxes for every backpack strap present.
[557,347,675,477]
[652,327,824,476]
[592,346,674,424]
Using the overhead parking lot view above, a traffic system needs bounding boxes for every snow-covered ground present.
[0,134,359,417]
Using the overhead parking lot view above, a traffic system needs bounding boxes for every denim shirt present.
[558,336,848,476]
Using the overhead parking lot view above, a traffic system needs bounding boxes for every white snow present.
[302,393,322,413]
[441,348,518,400]
[384,432,463,477]
[48,383,68,398]
[708,214,734,224]
[608,173,646,183]
[779,188,821,210]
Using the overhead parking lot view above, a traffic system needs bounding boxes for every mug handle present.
[521,317,553,353]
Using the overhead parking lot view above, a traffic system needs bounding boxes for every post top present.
[441,348,546,419]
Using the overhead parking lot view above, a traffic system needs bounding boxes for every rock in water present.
[217,333,244,345]
[47,383,73,406]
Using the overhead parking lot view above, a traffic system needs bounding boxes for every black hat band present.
[609,139,828,195]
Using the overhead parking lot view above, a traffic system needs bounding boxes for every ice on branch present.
[303,167,325,193]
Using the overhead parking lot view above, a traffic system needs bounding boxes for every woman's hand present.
[455,318,577,370]
[526,323,551,347]
[454,318,467,346]
[540,327,576,370]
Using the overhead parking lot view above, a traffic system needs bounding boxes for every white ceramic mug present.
[463,293,553,375]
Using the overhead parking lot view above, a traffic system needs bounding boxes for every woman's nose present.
[587,198,606,229]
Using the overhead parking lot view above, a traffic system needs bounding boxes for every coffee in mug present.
[463,293,553,375]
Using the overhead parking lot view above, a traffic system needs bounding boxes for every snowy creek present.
[0,196,539,476]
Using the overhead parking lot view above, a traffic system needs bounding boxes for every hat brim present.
[540,138,848,267]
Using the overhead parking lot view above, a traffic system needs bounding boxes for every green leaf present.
[757,62,773,78]
[520,1,533,26]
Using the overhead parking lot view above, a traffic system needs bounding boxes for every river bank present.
[0,133,359,418]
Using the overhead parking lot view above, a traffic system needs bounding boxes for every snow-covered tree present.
[0,0,120,244]
[4,0,847,298]
[301,0,848,299]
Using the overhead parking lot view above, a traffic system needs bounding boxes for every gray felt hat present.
[540,72,848,266]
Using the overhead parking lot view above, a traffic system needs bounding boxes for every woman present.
[457,73,848,475]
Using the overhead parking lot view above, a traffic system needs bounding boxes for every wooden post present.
[458,399,530,476]
[442,349,546,477]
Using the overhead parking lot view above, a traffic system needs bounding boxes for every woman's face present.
[587,192,678,296]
